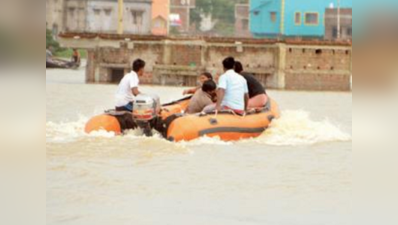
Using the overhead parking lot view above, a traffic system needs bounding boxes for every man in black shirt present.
[235,61,269,108]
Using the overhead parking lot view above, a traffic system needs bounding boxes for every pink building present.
[152,0,169,35]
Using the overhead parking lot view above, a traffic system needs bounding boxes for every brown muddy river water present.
[46,67,352,225]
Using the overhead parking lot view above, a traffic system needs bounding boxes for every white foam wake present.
[253,110,351,146]
[46,116,117,143]
[46,116,164,144]
[46,110,351,146]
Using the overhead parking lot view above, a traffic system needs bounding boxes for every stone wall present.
[59,33,352,91]
[284,46,352,91]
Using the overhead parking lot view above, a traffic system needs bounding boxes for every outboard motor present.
[132,94,161,136]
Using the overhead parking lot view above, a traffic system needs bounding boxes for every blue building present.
[249,0,353,38]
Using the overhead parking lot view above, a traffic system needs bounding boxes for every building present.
[152,0,169,35]
[249,0,352,38]
[235,4,251,38]
[46,0,65,39]
[46,0,153,36]
[325,8,352,40]
[63,0,88,32]
[169,0,195,33]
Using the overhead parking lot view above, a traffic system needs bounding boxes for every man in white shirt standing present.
[215,57,249,114]
[115,59,145,111]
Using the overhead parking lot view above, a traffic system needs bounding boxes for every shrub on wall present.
[46,29,62,52]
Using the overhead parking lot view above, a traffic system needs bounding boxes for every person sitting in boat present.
[234,61,269,109]
[182,72,213,95]
[115,59,146,112]
[71,49,81,66]
[186,80,217,114]
[204,57,249,114]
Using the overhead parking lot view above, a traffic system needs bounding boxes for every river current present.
[46,67,352,225]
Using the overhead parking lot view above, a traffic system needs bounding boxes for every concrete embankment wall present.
[59,33,352,91]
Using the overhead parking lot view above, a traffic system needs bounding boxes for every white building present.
[46,0,153,36]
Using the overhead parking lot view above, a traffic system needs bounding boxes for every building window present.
[295,12,301,25]
[270,12,277,23]
[347,27,352,36]
[132,10,144,25]
[332,26,338,38]
[305,12,319,25]
[153,18,166,28]
[93,9,100,16]
[68,7,76,17]
[52,24,58,40]
[154,20,160,28]
[242,18,249,31]
[179,0,191,5]
[104,9,112,16]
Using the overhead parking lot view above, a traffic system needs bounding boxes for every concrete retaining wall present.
[60,33,352,91]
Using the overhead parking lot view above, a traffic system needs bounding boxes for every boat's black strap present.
[199,127,267,136]
[162,96,192,107]
[157,113,184,138]
[105,110,137,131]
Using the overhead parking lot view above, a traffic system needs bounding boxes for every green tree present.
[191,0,248,36]
[46,29,61,52]
[0,27,14,57]
[170,26,181,36]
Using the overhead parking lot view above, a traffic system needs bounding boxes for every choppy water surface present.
[46,68,352,225]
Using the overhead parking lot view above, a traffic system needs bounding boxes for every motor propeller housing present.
[132,94,161,136]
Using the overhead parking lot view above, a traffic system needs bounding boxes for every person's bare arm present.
[216,88,225,111]
[132,87,141,96]
[244,93,249,111]
[183,87,199,95]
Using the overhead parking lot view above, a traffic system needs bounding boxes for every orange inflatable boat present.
[85,96,191,136]
[85,95,280,142]
[166,99,280,142]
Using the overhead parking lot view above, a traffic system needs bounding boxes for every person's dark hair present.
[202,80,217,93]
[234,61,244,74]
[201,72,213,80]
[132,59,146,72]
[222,57,235,70]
